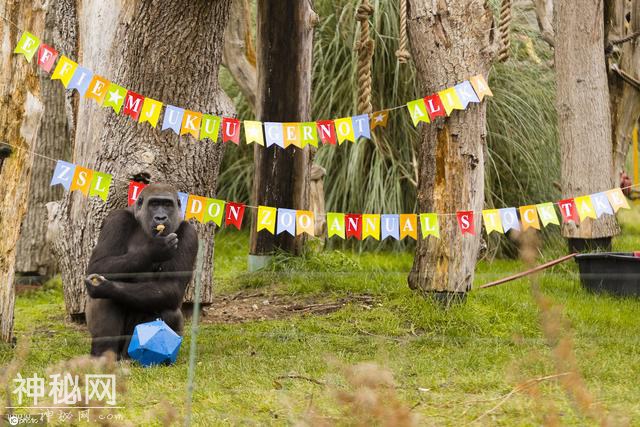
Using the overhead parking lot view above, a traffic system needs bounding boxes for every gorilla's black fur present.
[84,183,198,359]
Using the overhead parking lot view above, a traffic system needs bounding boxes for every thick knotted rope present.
[356,0,374,115]
[395,0,411,63]
[497,0,512,62]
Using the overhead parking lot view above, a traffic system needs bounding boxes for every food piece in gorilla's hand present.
[156,224,165,234]
[85,274,111,299]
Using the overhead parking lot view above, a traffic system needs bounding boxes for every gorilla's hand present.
[85,274,111,299]
[147,232,179,262]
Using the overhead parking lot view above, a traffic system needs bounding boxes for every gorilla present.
[84,183,198,359]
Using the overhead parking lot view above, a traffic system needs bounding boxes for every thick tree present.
[406,0,495,300]
[48,0,234,320]
[247,0,316,270]
[0,1,45,341]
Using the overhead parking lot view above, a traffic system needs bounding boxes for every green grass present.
[3,217,640,425]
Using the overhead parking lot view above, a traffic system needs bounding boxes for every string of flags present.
[49,159,631,240]
[14,30,492,148]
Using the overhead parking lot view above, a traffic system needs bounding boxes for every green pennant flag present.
[89,171,113,201]
[14,31,40,62]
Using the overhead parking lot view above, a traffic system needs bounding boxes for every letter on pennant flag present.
[606,188,630,212]
[162,105,185,134]
[70,166,93,196]
[316,120,337,145]
[574,196,597,221]
[244,121,265,146]
[362,214,380,240]
[300,122,318,147]
[424,94,447,120]
[177,192,188,218]
[139,98,163,128]
[51,56,78,87]
[370,110,389,129]
[37,44,58,72]
[257,206,277,234]
[438,88,464,115]
[103,83,127,114]
[345,214,362,240]
[536,203,560,227]
[203,199,225,226]
[400,214,418,240]
[225,202,246,230]
[89,172,112,201]
[327,212,346,239]
[181,111,202,138]
[482,209,503,234]
[296,211,315,236]
[50,160,76,190]
[419,213,440,239]
[352,114,371,140]
[283,123,301,148]
[454,81,480,108]
[519,205,541,230]
[85,75,110,104]
[558,199,579,223]
[201,115,221,142]
[67,67,93,95]
[276,208,296,236]
[334,117,355,144]
[222,118,241,144]
[128,181,147,206]
[499,207,520,232]
[14,31,40,62]
[264,122,284,148]
[186,195,207,223]
[456,211,475,235]
[469,74,493,100]
[406,99,430,127]
[122,91,144,120]
[381,214,400,240]
[590,192,613,218]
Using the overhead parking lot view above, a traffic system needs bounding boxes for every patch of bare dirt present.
[202,290,377,324]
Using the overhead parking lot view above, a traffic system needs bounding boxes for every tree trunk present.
[49,0,234,321]
[406,0,495,299]
[15,0,76,280]
[0,1,46,341]
[247,0,315,270]
[555,0,620,244]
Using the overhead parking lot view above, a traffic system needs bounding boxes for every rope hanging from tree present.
[356,0,375,115]
[395,0,411,64]
[497,0,512,62]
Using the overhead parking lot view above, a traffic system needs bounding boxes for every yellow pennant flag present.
[574,196,597,221]
[399,214,418,240]
[536,202,560,227]
[139,98,163,128]
[243,121,264,146]
[519,205,541,230]
[185,195,207,223]
[606,188,630,212]
[257,206,277,234]
[362,214,380,240]
[482,209,503,234]
[334,117,355,144]
[470,74,493,100]
[51,56,78,87]
[406,99,430,127]
[438,87,464,115]
[327,212,345,238]
[419,213,440,238]
[296,210,315,236]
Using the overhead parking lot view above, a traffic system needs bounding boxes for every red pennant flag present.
[122,91,145,120]
[225,202,245,229]
[316,120,337,145]
[558,198,579,223]
[128,181,147,206]
[345,214,362,240]
[456,211,475,235]
[37,44,58,72]
[424,94,447,120]
[222,117,241,144]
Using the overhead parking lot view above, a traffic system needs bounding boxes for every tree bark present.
[406,0,495,298]
[0,1,46,341]
[248,0,315,267]
[49,0,234,320]
[555,0,620,242]
[15,0,76,280]
[533,0,554,47]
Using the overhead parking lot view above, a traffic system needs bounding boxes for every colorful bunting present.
[399,214,418,240]
[51,56,78,87]
[352,114,371,140]
[334,117,355,144]
[37,44,58,72]
[438,87,464,115]
[381,214,400,240]
[482,209,503,234]
[301,122,318,147]
[277,208,296,236]
[185,195,207,222]
[162,105,185,134]
[469,74,493,100]
[14,31,40,62]
[419,213,440,239]
[128,181,147,206]
[181,111,202,138]
[139,98,163,128]
[316,120,337,145]
[406,99,430,127]
[50,160,76,190]
[123,91,144,120]
[454,81,480,108]
[70,166,93,196]
[296,210,315,236]
[243,121,264,146]
[536,203,560,227]
[345,214,362,240]
[265,122,284,148]
[500,208,520,232]
[424,94,447,120]
[327,212,346,239]
[257,206,277,233]
[222,117,241,144]
[457,211,475,235]
[203,199,225,226]
[225,202,245,230]
[283,123,301,148]
[201,115,221,142]
[67,67,93,95]
[590,192,613,218]
[558,199,579,223]
[362,214,380,240]
[88,172,112,201]
[519,205,541,230]
[85,75,110,104]
[370,111,389,129]
[103,83,127,114]
[177,192,188,217]
[606,188,630,212]
[574,196,597,221]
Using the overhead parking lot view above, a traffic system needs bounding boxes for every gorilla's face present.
[134,184,182,237]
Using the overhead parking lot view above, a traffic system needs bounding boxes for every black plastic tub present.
[575,253,640,297]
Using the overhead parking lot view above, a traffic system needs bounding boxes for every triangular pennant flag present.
[454,81,480,108]
[276,208,296,236]
[362,214,380,240]
[51,56,78,87]
[469,74,493,100]
[128,181,147,206]
[70,166,93,196]
[419,213,440,238]
[381,214,400,240]
[519,205,541,230]
[102,83,127,114]
[283,123,301,148]
[406,99,430,127]
[438,87,464,115]
[345,214,362,240]
[50,160,76,190]
[88,171,112,201]
[606,188,630,212]
[296,210,315,236]
[300,122,318,147]
[327,212,345,239]
[203,199,225,226]
[558,199,579,223]
[37,44,58,72]
[257,206,277,234]
[334,117,355,144]
[162,105,185,134]
[222,117,241,144]
[122,91,144,120]
[13,31,40,62]
[590,192,614,218]
[399,214,418,240]
[181,111,202,138]
[370,110,389,129]
[482,209,503,234]
[536,202,560,227]
[264,122,284,148]
[424,94,447,120]
[352,114,371,140]
[225,202,246,229]
[574,195,597,221]
[201,115,221,142]
[177,192,188,218]
[244,121,264,146]
[138,98,163,128]
[316,120,337,145]
[457,211,475,235]
[185,195,207,223]
[499,207,520,232]
[67,67,93,95]
[85,75,110,104]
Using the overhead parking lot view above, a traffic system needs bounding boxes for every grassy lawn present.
[2,213,640,425]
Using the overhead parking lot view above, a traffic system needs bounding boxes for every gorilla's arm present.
[86,222,198,312]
